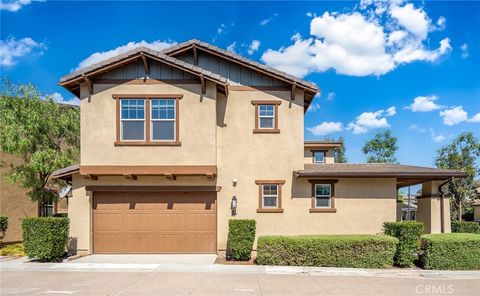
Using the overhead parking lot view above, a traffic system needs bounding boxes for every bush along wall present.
[227,219,256,260]
[383,221,424,267]
[0,216,8,242]
[256,235,398,268]
[451,221,480,234]
[22,217,69,261]
[420,233,480,270]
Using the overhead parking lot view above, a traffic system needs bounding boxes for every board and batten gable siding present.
[98,60,197,80]
[176,52,289,87]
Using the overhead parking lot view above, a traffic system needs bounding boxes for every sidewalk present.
[1,256,480,280]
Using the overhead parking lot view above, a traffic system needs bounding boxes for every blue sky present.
[1,0,479,167]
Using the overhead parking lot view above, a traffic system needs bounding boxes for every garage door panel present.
[93,192,216,253]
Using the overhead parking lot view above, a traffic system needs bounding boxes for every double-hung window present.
[256,180,285,213]
[262,184,278,208]
[313,151,326,164]
[120,99,145,141]
[151,99,176,141]
[259,105,275,129]
[314,184,332,208]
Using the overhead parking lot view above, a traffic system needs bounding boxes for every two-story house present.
[53,39,466,256]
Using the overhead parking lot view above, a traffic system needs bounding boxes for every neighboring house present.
[52,39,466,255]
[397,194,418,221]
[0,152,68,243]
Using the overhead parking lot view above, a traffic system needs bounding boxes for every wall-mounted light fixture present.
[232,178,237,187]
[231,196,237,216]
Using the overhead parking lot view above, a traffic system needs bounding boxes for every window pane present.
[152,121,175,141]
[263,196,277,208]
[121,99,145,119]
[316,197,330,207]
[316,184,331,196]
[263,185,278,196]
[259,117,274,128]
[259,105,274,116]
[122,121,144,140]
[152,99,175,120]
[314,152,325,163]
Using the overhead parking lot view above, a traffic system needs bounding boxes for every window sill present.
[309,208,337,213]
[253,129,280,134]
[114,141,182,146]
[257,208,284,213]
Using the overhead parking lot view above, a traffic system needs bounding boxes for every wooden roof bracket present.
[291,82,297,101]
[166,174,177,181]
[193,45,198,66]
[206,174,215,180]
[200,74,206,94]
[140,52,150,81]
[123,173,137,180]
[83,75,93,95]
[85,174,98,180]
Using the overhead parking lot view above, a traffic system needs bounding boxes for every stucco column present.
[417,181,451,234]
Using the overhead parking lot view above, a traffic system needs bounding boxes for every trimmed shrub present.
[256,235,398,268]
[383,221,424,267]
[227,219,256,260]
[0,216,8,241]
[420,233,480,270]
[451,221,480,234]
[22,217,69,261]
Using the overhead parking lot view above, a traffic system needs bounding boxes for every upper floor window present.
[151,99,176,141]
[114,95,182,146]
[313,151,326,164]
[121,99,145,141]
[251,100,281,134]
[259,105,275,129]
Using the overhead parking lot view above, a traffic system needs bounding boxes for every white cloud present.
[405,95,443,112]
[467,112,480,123]
[42,92,80,106]
[260,13,278,26]
[0,0,43,12]
[409,124,427,133]
[0,37,46,66]
[431,132,446,143]
[247,40,261,55]
[226,42,237,53]
[436,16,446,30]
[307,103,320,112]
[262,2,451,77]
[75,40,175,70]
[307,122,343,136]
[306,12,317,18]
[440,106,468,126]
[386,106,396,116]
[347,108,392,134]
[326,92,336,101]
[460,43,469,59]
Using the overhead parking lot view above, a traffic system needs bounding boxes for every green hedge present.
[22,217,69,261]
[420,233,480,270]
[451,221,480,234]
[383,221,424,267]
[256,235,398,268]
[0,216,8,241]
[227,219,256,260]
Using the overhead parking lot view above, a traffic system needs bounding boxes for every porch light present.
[231,196,237,216]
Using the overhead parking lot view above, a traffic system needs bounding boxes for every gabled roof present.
[60,46,229,97]
[162,39,319,93]
[51,163,80,181]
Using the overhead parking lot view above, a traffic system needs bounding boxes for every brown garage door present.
[93,192,216,254]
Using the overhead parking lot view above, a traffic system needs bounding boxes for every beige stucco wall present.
[79,82,217,166]
[417,181,451,233]
[303,148,335,164]
[474,205,480,221]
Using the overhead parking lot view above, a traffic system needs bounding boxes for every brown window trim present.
[251,100,281,134]
[114,95,182,146]
[308,179,338,213]
[256,180,285,213]
[312,150,327,164]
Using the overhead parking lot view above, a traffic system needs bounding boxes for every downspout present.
[438,178,452,233]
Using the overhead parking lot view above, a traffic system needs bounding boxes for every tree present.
[334,136,347,163]
[362,130,398,163]
[434,132,480,221]
[0,81,80,213]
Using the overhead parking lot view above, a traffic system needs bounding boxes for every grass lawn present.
[0,243,24,257]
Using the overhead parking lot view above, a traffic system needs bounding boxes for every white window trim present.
[150,99,176,142]
[314,184,331,208]
[258,105,275,129]
[262,184,279,209]
[120,99,146,141]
